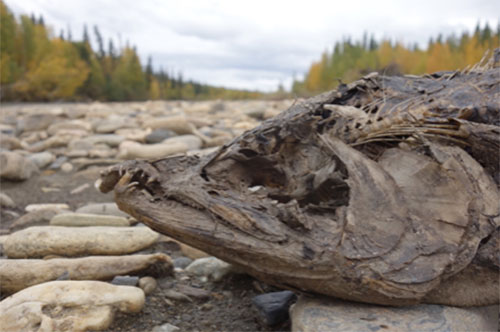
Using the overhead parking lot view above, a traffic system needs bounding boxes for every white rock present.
[25,203,70,213]
[50,213,131,227]
[0,253,172,294]
[4,226,160,258]
[142,115,195,134]
[115,128,151,142]
[185,256,233,282]
[117,140,189,160]
[47,121,91,136]
[0,151,39,181]
[75,202,129,217]
[162,134,202,150]
[0,280,145,332]
[27,134,73,153]
[61,162,73,173]
[151,323,180,332]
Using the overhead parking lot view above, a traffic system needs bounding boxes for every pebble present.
[50,212,131,227]
[176,284,211,299]
[185,256,233,282]
[290,296,499,332]
[173,256,193,269]
[252,290,297,326]
[75,202,129,217]
[0,133,23,150]
[163,289,192,302]
[117,140,189,160]
[25,203,70,212]
[9,208,61,231]
[0,253,171,294]
[146,129,177,144]
[0,151,38,181]
[0,280,145,332]
[0,192,15,208]
[142,114,195,135]
[111,275,139,286]
[83,134,125,147]
[17,113,56,132]
[70,183,90,194]
[4,226,160,258]
[139,276,157,295]
[48,155,68,170]
[27,151,55,169]
[151,323,180,332]
[61,162,73,173]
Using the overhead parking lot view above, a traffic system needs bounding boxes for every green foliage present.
[295,24,500,96]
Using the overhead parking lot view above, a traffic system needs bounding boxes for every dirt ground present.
[0,165,292,332]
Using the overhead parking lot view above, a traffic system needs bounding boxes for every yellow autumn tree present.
[14,39,89,100]
[149,77,161,100]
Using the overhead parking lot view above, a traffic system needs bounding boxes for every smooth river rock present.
[142,114,195,135]
[50,213,131,227]
[290,296,499,332]
[0,253,172,294]
[0,151,38,181]
[28,151,56,169]
[75,202,129,217]
[4,226,160,258]
[0,280,145,332]
[117,140,189,160]
[185,256,233,282]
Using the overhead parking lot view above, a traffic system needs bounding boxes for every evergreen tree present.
[94,25,105,58]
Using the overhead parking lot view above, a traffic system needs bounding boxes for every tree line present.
[293,23,500,96]
[0,1,262,101]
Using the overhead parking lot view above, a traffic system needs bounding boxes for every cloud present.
[6,0,500,92]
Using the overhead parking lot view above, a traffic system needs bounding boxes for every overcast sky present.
[7,0,500,92]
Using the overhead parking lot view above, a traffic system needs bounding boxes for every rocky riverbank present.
[0,100,497,332]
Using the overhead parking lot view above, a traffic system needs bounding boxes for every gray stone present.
[185,256,233,282]
[176,284,210,299]
[151,323,180,332]
[253,291,297,326]
[9,209,61,231]
[83,134,125,147]
[0,192,15,208]
[0,134,23,150]
[173,256,193,269]
[290,296,499,332]
[95,118,132,134]
[17,113,56,132]
[27,151,55,169]
[49,156,68,170]
[145,129,177,144]
[111,275,139,286]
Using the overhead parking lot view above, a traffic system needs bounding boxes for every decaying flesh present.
[100,50,500,306]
